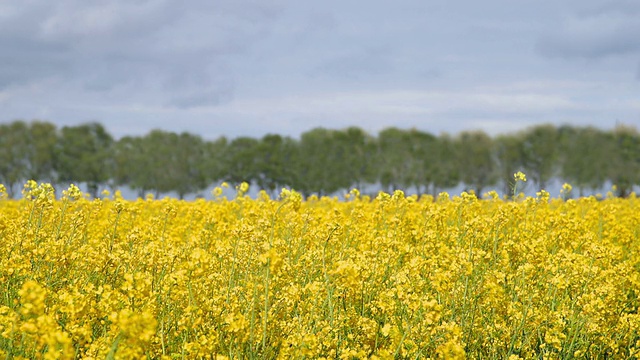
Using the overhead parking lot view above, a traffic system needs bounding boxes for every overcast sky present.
[1,0,639,140]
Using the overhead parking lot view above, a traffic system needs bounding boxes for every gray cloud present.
[576,0,640,17]
[168,81,235,109]
[2,0,640,140]
[0,1,286,107]
[536,2,640,59]
[0,36,70,88]
[310,46,395,81]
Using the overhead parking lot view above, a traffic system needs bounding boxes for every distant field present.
[1,183,639,359]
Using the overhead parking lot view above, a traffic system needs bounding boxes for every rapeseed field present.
[1,179,639,359]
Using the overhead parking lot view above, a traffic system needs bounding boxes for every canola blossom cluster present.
[1,182,640,359]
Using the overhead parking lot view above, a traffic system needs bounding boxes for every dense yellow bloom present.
[1,181,640,358]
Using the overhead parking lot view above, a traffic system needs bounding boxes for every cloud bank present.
[0,0,638,139]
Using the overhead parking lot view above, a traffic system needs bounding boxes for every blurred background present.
[0,121,633,199]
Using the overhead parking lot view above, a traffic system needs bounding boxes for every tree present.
[406,129,438,195]
[112,132,170,197]
[26,121,58,185]
[254,134,299,196]
[559,126,611,196]
[520,124,559,191]
[129,130,209,199]
[494,133,524,195]
[377,128,413,192]
[112,136,140,194]
[609,125,640,197]
[456,130,497,195]
[430,134,460,195]
[0,121,31,197]
[337,127,378,191]
[203,136,229,187]
[224,136,260,185]
[170,132,208,199]
[293,128,352,197]
[55,123,114,198]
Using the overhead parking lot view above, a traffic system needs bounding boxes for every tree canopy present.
[0,120,636,198]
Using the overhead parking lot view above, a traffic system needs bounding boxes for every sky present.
[1,0,639,140]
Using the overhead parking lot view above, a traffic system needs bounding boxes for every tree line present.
[0,120,637,199]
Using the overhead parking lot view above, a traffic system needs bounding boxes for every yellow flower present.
[513,171,527,182]
[349,188,361,199]
[376,191,391,202]
[23,179,38,196]
[279,188,291,200]
[19,281,47,317]
[236,182,250,197]
[392,189,405,200]
[240,182,249,193]
[63,184,84,201]
[224,313,248,333]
